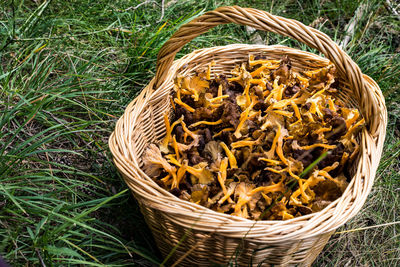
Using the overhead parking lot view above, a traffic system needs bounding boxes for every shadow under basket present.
[109,6,387,267]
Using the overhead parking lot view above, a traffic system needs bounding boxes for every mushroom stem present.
[220,142,238,169]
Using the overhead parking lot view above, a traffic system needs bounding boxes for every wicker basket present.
[109,6,387,266]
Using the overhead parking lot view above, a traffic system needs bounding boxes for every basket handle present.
[154,6,379,133]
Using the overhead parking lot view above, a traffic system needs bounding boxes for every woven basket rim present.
[110,42,387,241]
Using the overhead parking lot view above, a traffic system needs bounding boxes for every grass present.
[0,0,399,266]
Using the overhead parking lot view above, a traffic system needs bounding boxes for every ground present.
[0,0,399,266]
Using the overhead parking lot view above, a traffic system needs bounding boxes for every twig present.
[384,0,400,21]
[125,0,157,11]
[36,248,47,267]
[339,3,368,49]
[41,111,72,131]
[335,221,400,235]
[125,0,165,23]
[156,0,165,23]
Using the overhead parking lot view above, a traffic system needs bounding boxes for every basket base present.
[139,201,333,267]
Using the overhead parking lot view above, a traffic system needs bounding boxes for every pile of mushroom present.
[143,55,365,220]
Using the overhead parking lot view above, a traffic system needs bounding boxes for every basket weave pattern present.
[109,6,387,266]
